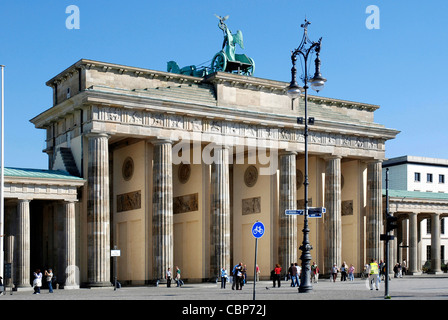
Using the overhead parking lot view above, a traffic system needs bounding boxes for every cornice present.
[46,59,380,112]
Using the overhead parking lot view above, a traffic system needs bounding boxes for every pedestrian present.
[289,263,297,287]
[379,260,385,282]
[331,263,338,282]
[255,264,260,282]
[393,263,399,278]
[273,264,281,288]
[340,262,347,281]
[242,264,247,285]
[289,263,295,287]
[294,263,300,287]
[221,267,228,289]
[166,268,172,287]
[33,269,42,294]
[311,262,319,283]
[175,266,184,287]
[231,263,240,290]
[44,268,53,293]
[367,259,380,290]
[236,263,243,290]
[402,260,407,276]
[348,264,355,281]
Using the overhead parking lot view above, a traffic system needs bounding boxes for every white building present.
[382,156,448,273]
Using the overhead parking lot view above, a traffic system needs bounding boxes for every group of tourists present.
[224,262,248,290]
[270,261,320,288]
[330,261,356,282]
[165,266,184,287]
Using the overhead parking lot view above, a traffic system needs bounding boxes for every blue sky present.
[0,0,447,169]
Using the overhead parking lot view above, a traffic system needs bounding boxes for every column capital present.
[363,158,383,165]
[323,155,342,161]
[279,150,298,156]
[150,138,175,146]
[85,132,110,139]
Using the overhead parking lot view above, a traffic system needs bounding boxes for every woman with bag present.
[33,269,42,294]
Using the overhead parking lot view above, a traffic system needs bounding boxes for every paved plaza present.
[1,274,447,301]
[2,275,446,318]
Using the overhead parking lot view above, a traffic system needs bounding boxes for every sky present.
[0,0,447,170]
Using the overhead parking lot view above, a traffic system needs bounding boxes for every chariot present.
[210,15,255,76]
[167,15,255,77]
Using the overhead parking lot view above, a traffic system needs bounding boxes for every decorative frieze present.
[117,190,142,212]
[242,197,261,215]
[173,193,198,214]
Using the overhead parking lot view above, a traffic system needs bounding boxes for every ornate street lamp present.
[286,19,326,293]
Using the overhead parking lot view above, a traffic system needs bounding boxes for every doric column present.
[430,213,442,274]
[62,200,79,289]
[408,212,420,274]
[366,160,382,261]
[210,145,230,279]
[152,139,174,281]
[16,199,32,290]
[278,151,297,270]
[324,156,342,274]
[86,133,111,287]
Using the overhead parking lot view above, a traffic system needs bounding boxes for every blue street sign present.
[252,221,265,239]
[285,207,325,218]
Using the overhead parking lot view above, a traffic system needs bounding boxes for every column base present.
[15,285,33,292]
[62,285,80,290]
[428,271,444,275]
[86,281,113,289]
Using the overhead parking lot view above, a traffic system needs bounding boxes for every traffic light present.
[386,215,398,232]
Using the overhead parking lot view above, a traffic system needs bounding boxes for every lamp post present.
[286,19,326,293]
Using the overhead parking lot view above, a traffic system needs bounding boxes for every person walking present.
[331,264,339,282]
[166,268,172,288]
[231,262,241,290]
[236,264,244,290]
[255,264,260,282]
[289,263,298,287]
[242,264,247,286]
[44,269,54,293]
[368,259,380,290]
[220,267,228,289]
[175,266,184,287]
[311,262,319,283]
[273,264,281,288]
[340,262,347,281]
[33,269,42,294]
[348,264,355,281]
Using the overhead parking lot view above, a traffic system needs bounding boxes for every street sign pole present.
[251,221,264,301]
[253,236,258,301]
[385,169,390,299]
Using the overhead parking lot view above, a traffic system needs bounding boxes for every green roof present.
[383,189,448,200]
[4,167,83,180]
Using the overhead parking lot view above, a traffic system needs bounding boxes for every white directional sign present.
[285,207,326,218]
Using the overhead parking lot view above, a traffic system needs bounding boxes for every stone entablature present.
[4,173,85,201]
[32,59,399,163]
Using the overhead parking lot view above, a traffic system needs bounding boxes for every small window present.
[414,172,421,182]
[439,175,445,184]
[67,87,71,98]
[427,173,433,183]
